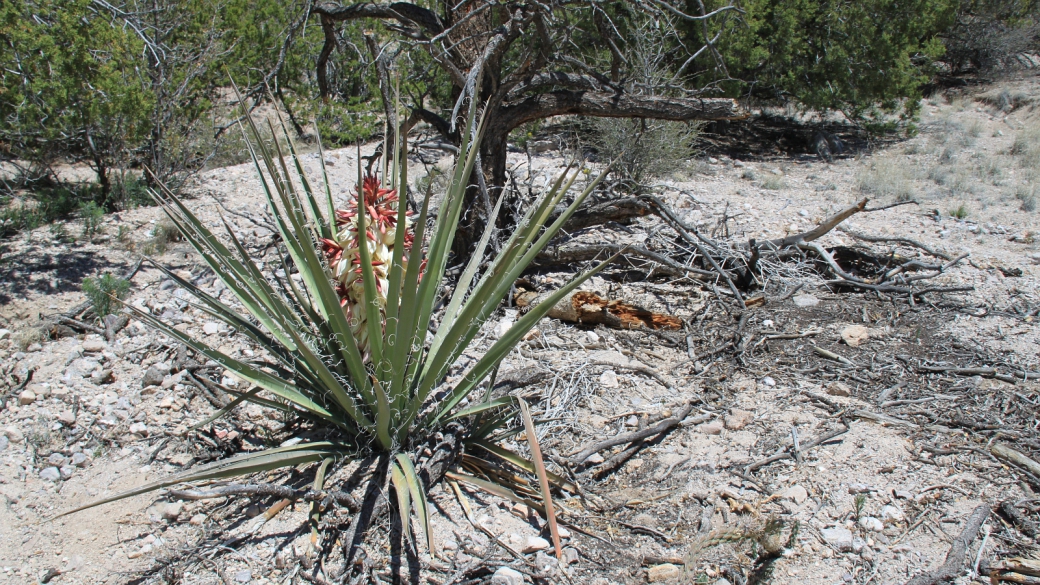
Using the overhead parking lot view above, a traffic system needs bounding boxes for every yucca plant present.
[58,101,613,560]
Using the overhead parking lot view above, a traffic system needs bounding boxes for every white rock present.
[161,502,183,521]
[4,426,24,443]
[585,453,605,464]
[234,569,251,583]
[82,339,106,352]
[71,452,89,467]
[18,390,36,405]
[202,322,220,335]
[647,563,682,582]
[586,331,600,343]
[859,517,884,532]
[562,547,579,564]
[792,294,819,307]
[760,376,776,387]
[841,325,870,347]
[129,422,148,435]
[522,535,550,553]
[39,467,62,482]
[599,370,619,388]
[189,513,207,526]
[783,485,809,505]
[491,566,524,585]
[880,505,905,523]
[0,329,10,340]
[820,527,854,551]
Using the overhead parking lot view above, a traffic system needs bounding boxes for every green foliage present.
[685,0,958,125]
[587,117,701,190]
[79,202,105,239]
[950,203,970,218]
[82,274,131,319]
[58,105,609,554]
[0,0,153,198]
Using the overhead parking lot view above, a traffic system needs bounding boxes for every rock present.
[859,517,884,532]
[189,513,207,526]
[202,322,221,335]
[0,436,7,452]
[826,382,852,397]
[161,502,183,521]
[599,370,619,388]
[39,467,62,482]
[142,367,166,388]
[71,452,89,467]
[783,485,809,505]
[647,563,682,582]
[60,466,75,480]
[760,376,776,387]
[585,453,604,464]
[881,505,905,523]
[851,537,866,553]
[725,409,754,430]
[523,535,550,553]
[697,421,724,435]
[848,483,876,494]
[129,422,148,435]
[234,569,252,583]
[841,325,870,347]
[821,527,854,552]
[562,547,579,565]
[18,389,36,405]
[82,339,106,352]
[491,566,524,585]
[0,329,9,340]
[894,490,913,500]
[57,410,77,425]
[3,426,24,443]
[557,526,571,539]
[534,551,558,574]
[792,294,819,307]
[91,369,114,384]
[48,453,69,467]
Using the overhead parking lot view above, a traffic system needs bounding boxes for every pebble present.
[129,422,149,435]
[562,547,579,564]
[58,410,77,425]
[841,325,870,347]
[599,370,619,388]
[792,294,819,307]
[59,466,75,480]
[82,339,106,352]
[697,421,724,435]
[142,367,166,388]
[18,389,36,405]
[826,382,852,397]
[724,409,754,430]
[202,322,220,335]
[189,514,207,526]
[161,502,183,521]
[491,566,524,585]
[39,467,62,482]
[3,426,24,443]
[0,436,7,451]
[647,563,682,582]
[821,527,854,552]
[783,485,809,505]
[522,535,550,553]
[881,505,905,523]
[760,376,775,387]
[234,569,252,583]
[71,452,89,467]
[48,453,69,467]
[859,517,884,532]
[585,453,604,464]
[0,329,9,340]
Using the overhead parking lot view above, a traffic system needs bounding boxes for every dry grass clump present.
[1017,184,1037,212]
[1011,122,1040,167]
[857,157,916,201]
[978,88,1039,112]
[761,174,786,190]
[143,219,183,255]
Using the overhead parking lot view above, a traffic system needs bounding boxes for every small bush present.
[1017,185,1037,212]
[144,219,183,255]
[761,175,786,190]
[82,274,130,318]
[14,328,46,351]
[587,117,700,191]
[1011,124,1040,167]
[79,201,104,238]
[858,158,915,201]
[950,204,969,219]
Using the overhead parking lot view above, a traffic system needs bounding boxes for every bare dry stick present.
[518,398,563,560]
[992,443,1040,478]
[745,423,850,472]
[903,505,990,585]
[568,403,698,465]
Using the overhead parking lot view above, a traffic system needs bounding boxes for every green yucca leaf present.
[395,453,434,554]
[470,440,578,493]
[390,457,413,544]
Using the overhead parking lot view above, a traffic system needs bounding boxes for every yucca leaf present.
[444,471,545,512]
[55,442,348,518]
[189,388,262,431]
[470,441,577,494]
[390,457,413,545]
[427,254,617,426]
[446,396,515,421]
[518,398,563,559]
[396,453,434,555]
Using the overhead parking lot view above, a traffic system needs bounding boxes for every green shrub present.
[79,201,104,238]
[950,204,969,219]
[60,104,607,559]
[588,117,700,191]
[82,274,130,319]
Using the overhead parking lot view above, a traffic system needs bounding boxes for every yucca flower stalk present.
[58,100,615,558]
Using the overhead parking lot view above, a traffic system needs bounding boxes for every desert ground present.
[0,74,1038,585]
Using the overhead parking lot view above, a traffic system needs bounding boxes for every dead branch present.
[992,443,1040,478]
[764,198,868,250]
[840,228,954,260]
[745,422,850,472]
[999,500,1039,539]
[515,289,681,330]
[568,403,698,465]
[904,505,990,585]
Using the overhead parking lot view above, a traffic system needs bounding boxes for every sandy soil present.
[0,74,1038,585]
